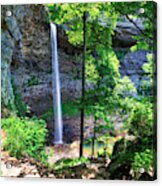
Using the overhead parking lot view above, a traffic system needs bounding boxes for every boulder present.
[113,18,144,48]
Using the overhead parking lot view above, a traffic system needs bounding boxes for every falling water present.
[51,23,63,144]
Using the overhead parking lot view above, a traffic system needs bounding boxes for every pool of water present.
[83,137,117,157]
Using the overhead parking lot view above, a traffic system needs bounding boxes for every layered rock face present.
[1,6,22,112]
[1,5,52,116]
[120,50,149,90]
[114,18,149,91]
[1,4,149,116]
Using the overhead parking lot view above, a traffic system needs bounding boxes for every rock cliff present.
[1,4,149,116]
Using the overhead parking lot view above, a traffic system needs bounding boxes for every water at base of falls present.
[51,23,63,145]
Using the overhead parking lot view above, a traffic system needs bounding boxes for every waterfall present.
[51,23,63,144]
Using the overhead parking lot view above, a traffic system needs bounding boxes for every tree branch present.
[114,7,152,40]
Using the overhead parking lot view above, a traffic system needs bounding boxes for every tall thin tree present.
[80,12,87,157]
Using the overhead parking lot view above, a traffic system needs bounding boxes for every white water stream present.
[51,23,63,144]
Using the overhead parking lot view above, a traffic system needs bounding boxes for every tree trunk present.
[80,12,87,157]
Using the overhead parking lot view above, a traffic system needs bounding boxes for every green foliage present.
[140,53,155,96]
[26,75,39,87]
[132,149,154,177]
[143,53,155,79]
[114,76,137,98]
[85,55,99,84]
[53,157,89,170]
[127,100,153,138]
[2,117,48,163]
[41,99,80,121]
[11,78,29,117]
[115,98,154,178]
[62,99,80,117]
[115,50,128,61]
[14,89,29,117]
[131,41,149,52]
[48,3,117,46]
[108,93,155,179]
[95,122,114,134]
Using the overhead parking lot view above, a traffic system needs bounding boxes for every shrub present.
[126,100,153,138]
[53,157,90,170]
[108,98,155,180]
[114,76,137,98]
[132,149,154,178]
[1,116,48,163]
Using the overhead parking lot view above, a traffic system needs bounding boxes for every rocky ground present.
[1,141,112,179]
[1,137,151,180]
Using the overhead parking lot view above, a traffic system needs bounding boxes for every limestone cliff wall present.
[1,4,149,116]
[1,5,51,115]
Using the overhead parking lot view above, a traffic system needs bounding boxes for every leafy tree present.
[47,2,156,178]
